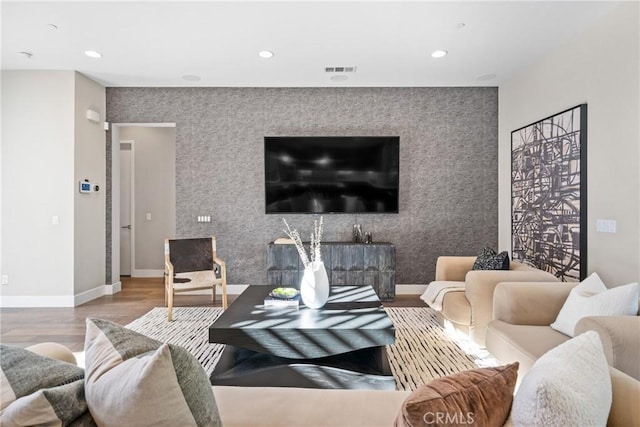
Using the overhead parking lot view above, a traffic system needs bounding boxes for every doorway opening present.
[109,123,176,285]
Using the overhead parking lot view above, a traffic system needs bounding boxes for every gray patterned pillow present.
[472,247,510,270]
[0,345,93,426]
[84,318,221,427]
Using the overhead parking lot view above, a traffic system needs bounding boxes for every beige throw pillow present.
[511,330,611,427]
[395,363,519,427]
[84,318,221,427]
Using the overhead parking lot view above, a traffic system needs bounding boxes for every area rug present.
[126,306,498,391]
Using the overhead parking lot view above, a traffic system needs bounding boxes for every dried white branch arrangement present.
[282,216,324,268]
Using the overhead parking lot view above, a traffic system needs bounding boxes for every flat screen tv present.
[265,136,399,214]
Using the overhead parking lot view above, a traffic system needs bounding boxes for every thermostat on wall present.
[79,180,92,193]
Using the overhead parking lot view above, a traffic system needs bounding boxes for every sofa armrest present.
[608,366,640,427]
[26,342,77,365]
[492,282,576,326]
[576,316,640,381]
[434,256,476,281]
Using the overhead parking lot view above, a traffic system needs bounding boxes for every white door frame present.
[119,140,135,277]
[109,123,176,284]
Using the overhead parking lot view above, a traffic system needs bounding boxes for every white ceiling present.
[1,1,621,87]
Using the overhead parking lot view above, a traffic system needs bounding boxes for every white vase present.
[300,261,330,309]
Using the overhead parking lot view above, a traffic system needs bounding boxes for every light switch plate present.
[596,219,616,233]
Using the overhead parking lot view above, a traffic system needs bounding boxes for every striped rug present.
[126,306,498,391]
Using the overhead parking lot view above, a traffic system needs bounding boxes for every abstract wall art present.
[511,104,587,281]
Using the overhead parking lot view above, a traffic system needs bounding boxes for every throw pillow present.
[84,318,222,427]
[472,247,510,270]
[0,345,91,426]
[511,330,611,427]
[395,363,519,427]
[551,273,639,336]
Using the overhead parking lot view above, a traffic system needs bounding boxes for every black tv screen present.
[265,136,399,214]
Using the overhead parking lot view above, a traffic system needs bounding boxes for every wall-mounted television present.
[265,136,399,214]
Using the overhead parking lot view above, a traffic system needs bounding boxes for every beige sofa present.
[426,256,558,347]
[28,335,638,426]
[486,281,640,427]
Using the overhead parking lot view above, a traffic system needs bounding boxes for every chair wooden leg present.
[221,267,228,310]
[168,289,174,322]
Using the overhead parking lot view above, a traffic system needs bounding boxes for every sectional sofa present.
[486,281,640,427]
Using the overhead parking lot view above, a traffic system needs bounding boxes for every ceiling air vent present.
[325,66,357,73]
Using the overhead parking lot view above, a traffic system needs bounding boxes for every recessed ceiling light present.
[18,51,33,59]
[456,23,466,29]
[431,50,448,58]
[47,24,58,30]
[182,74,201,82]
[258,50,274,58]
[84,50,102,58]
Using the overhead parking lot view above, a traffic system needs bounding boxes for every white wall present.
[1,70,108,307]
[120,127,176,273]
[74,72,106,295]
[498,3,640,285]
[1,71,76,303]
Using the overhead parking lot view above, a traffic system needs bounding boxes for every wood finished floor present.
[0,277,423,352]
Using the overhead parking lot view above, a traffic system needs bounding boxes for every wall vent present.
[325,66,357,73]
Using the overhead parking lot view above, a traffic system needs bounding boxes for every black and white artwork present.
[511,104,587,281]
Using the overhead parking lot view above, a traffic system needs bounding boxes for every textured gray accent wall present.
[106,87,498,285]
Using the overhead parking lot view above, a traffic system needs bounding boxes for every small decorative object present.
[283,217,329,309]
[364,232,373,244]
[353,224,364,243]
[264,287,300,309]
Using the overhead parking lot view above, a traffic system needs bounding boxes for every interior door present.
[120,142,133,276]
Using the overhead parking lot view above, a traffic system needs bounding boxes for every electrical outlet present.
[1,275,8,285]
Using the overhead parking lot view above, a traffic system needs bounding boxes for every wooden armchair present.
[164,236,228,321]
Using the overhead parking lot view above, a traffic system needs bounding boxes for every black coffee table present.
[208,285,396,390]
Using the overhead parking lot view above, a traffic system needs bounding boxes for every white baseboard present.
[395,284,428,295]
[105,281,122,295]
[179,284,249,296]
[0,283,422,307]
[0,295,75,308]
[74,286,106,306]
[133,269,164,278]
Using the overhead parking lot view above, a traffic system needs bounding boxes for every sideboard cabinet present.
[266,242,396,301]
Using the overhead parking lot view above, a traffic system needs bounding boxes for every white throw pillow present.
[511,330,612,427]
[551,273,639,336]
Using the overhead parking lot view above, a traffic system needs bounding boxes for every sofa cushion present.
[485,321,569,377]
[511,330,611,427]
[0,345,90,426]
[395,363,518,427]
[472,247,510,271]
[439,291,471,325]
[214,386,410,427]
[84,318,221,427]
[551,273,639,336]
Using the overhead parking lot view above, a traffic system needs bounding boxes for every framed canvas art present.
[511,104,587,281]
